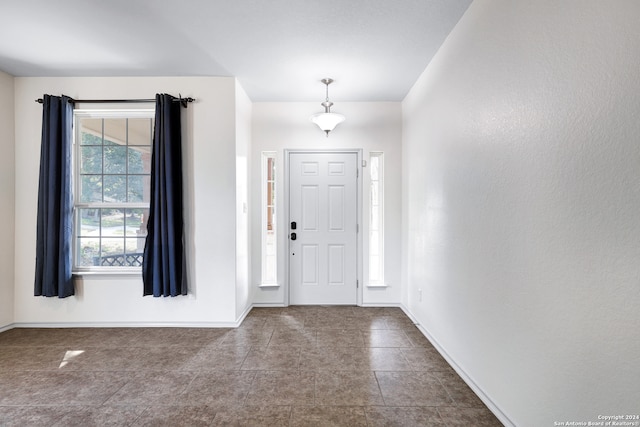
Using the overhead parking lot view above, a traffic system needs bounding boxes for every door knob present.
[291,232,297,241]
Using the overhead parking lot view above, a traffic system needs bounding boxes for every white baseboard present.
[0,323,15,333]
[408,312,514,427]
[235,304,253,325]
[252,303,287,307]
[360,301,404,308]
[12,320,243,329]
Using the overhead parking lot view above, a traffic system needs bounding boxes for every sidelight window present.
[261,152,278,284]
[369,152,384,284]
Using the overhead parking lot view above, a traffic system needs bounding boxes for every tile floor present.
[0,306,502,426]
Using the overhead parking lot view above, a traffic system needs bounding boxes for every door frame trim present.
[284,149,363,306]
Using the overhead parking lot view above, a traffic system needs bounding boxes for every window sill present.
[366,283,389,288]
[258,283,280,288]
[73,270,142,278]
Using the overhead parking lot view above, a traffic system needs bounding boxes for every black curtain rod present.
[35,96,196,107]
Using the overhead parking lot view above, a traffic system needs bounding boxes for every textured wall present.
[403,1,640,425]
[0,70,14,329]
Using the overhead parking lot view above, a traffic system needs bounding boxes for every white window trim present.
[72,109,155,274]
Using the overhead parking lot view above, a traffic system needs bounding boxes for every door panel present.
[302,186,319,231]
[289,152,357,305]
[328,186,345,231]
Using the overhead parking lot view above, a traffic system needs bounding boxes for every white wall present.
[14,76,244,326]
[403,1,640,426]
[0,70,14,329]
[251,102,403,306]
[235,81,252,318]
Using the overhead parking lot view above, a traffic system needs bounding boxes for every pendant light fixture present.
[310,78,345,137]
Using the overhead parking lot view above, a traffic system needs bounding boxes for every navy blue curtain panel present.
[34,95,74,298]
[142,94,188,297]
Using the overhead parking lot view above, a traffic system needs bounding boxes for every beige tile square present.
[363,330,413,347]
[212,405,292,426]
[105,371,195,405]
[245,371,315,405]
[269,328,317,346]
[53,406,146,427]
[401,347,456,372]
[132,405,217,427]
[219,328,274,347]
[182,371,256,406]
[241,346,301,370]
[291,406,367,427]
[437,406,503,426]
[315,329,365,346]
[180,346,251,371]
[366,406,445,426]
[376,371,454,406]
[299,346,367,371]
[432,370,486,408]
[315,371,384,406]
[365,348,414,371]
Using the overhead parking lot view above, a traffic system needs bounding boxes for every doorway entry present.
[287,150,361,305]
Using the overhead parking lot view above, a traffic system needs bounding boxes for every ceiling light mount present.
[311,78,345,137]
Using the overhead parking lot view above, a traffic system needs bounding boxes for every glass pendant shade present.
[311,112,345,132]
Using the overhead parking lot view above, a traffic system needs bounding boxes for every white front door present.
[289,152,358,305]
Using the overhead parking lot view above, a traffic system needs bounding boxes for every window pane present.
[103,175,127,202]
[103,118,127,145]
[80,146,102,174]
[127,176,148,203]
[77,238,100,266]
[267,158,274,180]
[369,255,380,282]
[77,208,100,237]
[104,145,127,174]
[80,119,103,145]
[128,118,153,146]
[370,233,380,256]
[128,146,151,173]
[267,182,275,206]
[125,237,145,253]
[125,208,146,236]
[124,238,145,266]
[371,209,379,231]
[371,182,379,206]
[80,175,102,203]
[101,209,125,237]
[81,132,102,145]
[102,238,125,257]
[370,156,379,181]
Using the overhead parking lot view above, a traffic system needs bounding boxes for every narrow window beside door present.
[261,152,278,285]
[369,152,385,285]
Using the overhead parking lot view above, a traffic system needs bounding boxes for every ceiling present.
[0,0,471,102]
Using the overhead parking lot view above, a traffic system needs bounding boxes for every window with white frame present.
[369,152,384,284]
[261,152,277,284]
[73,110,154,271]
